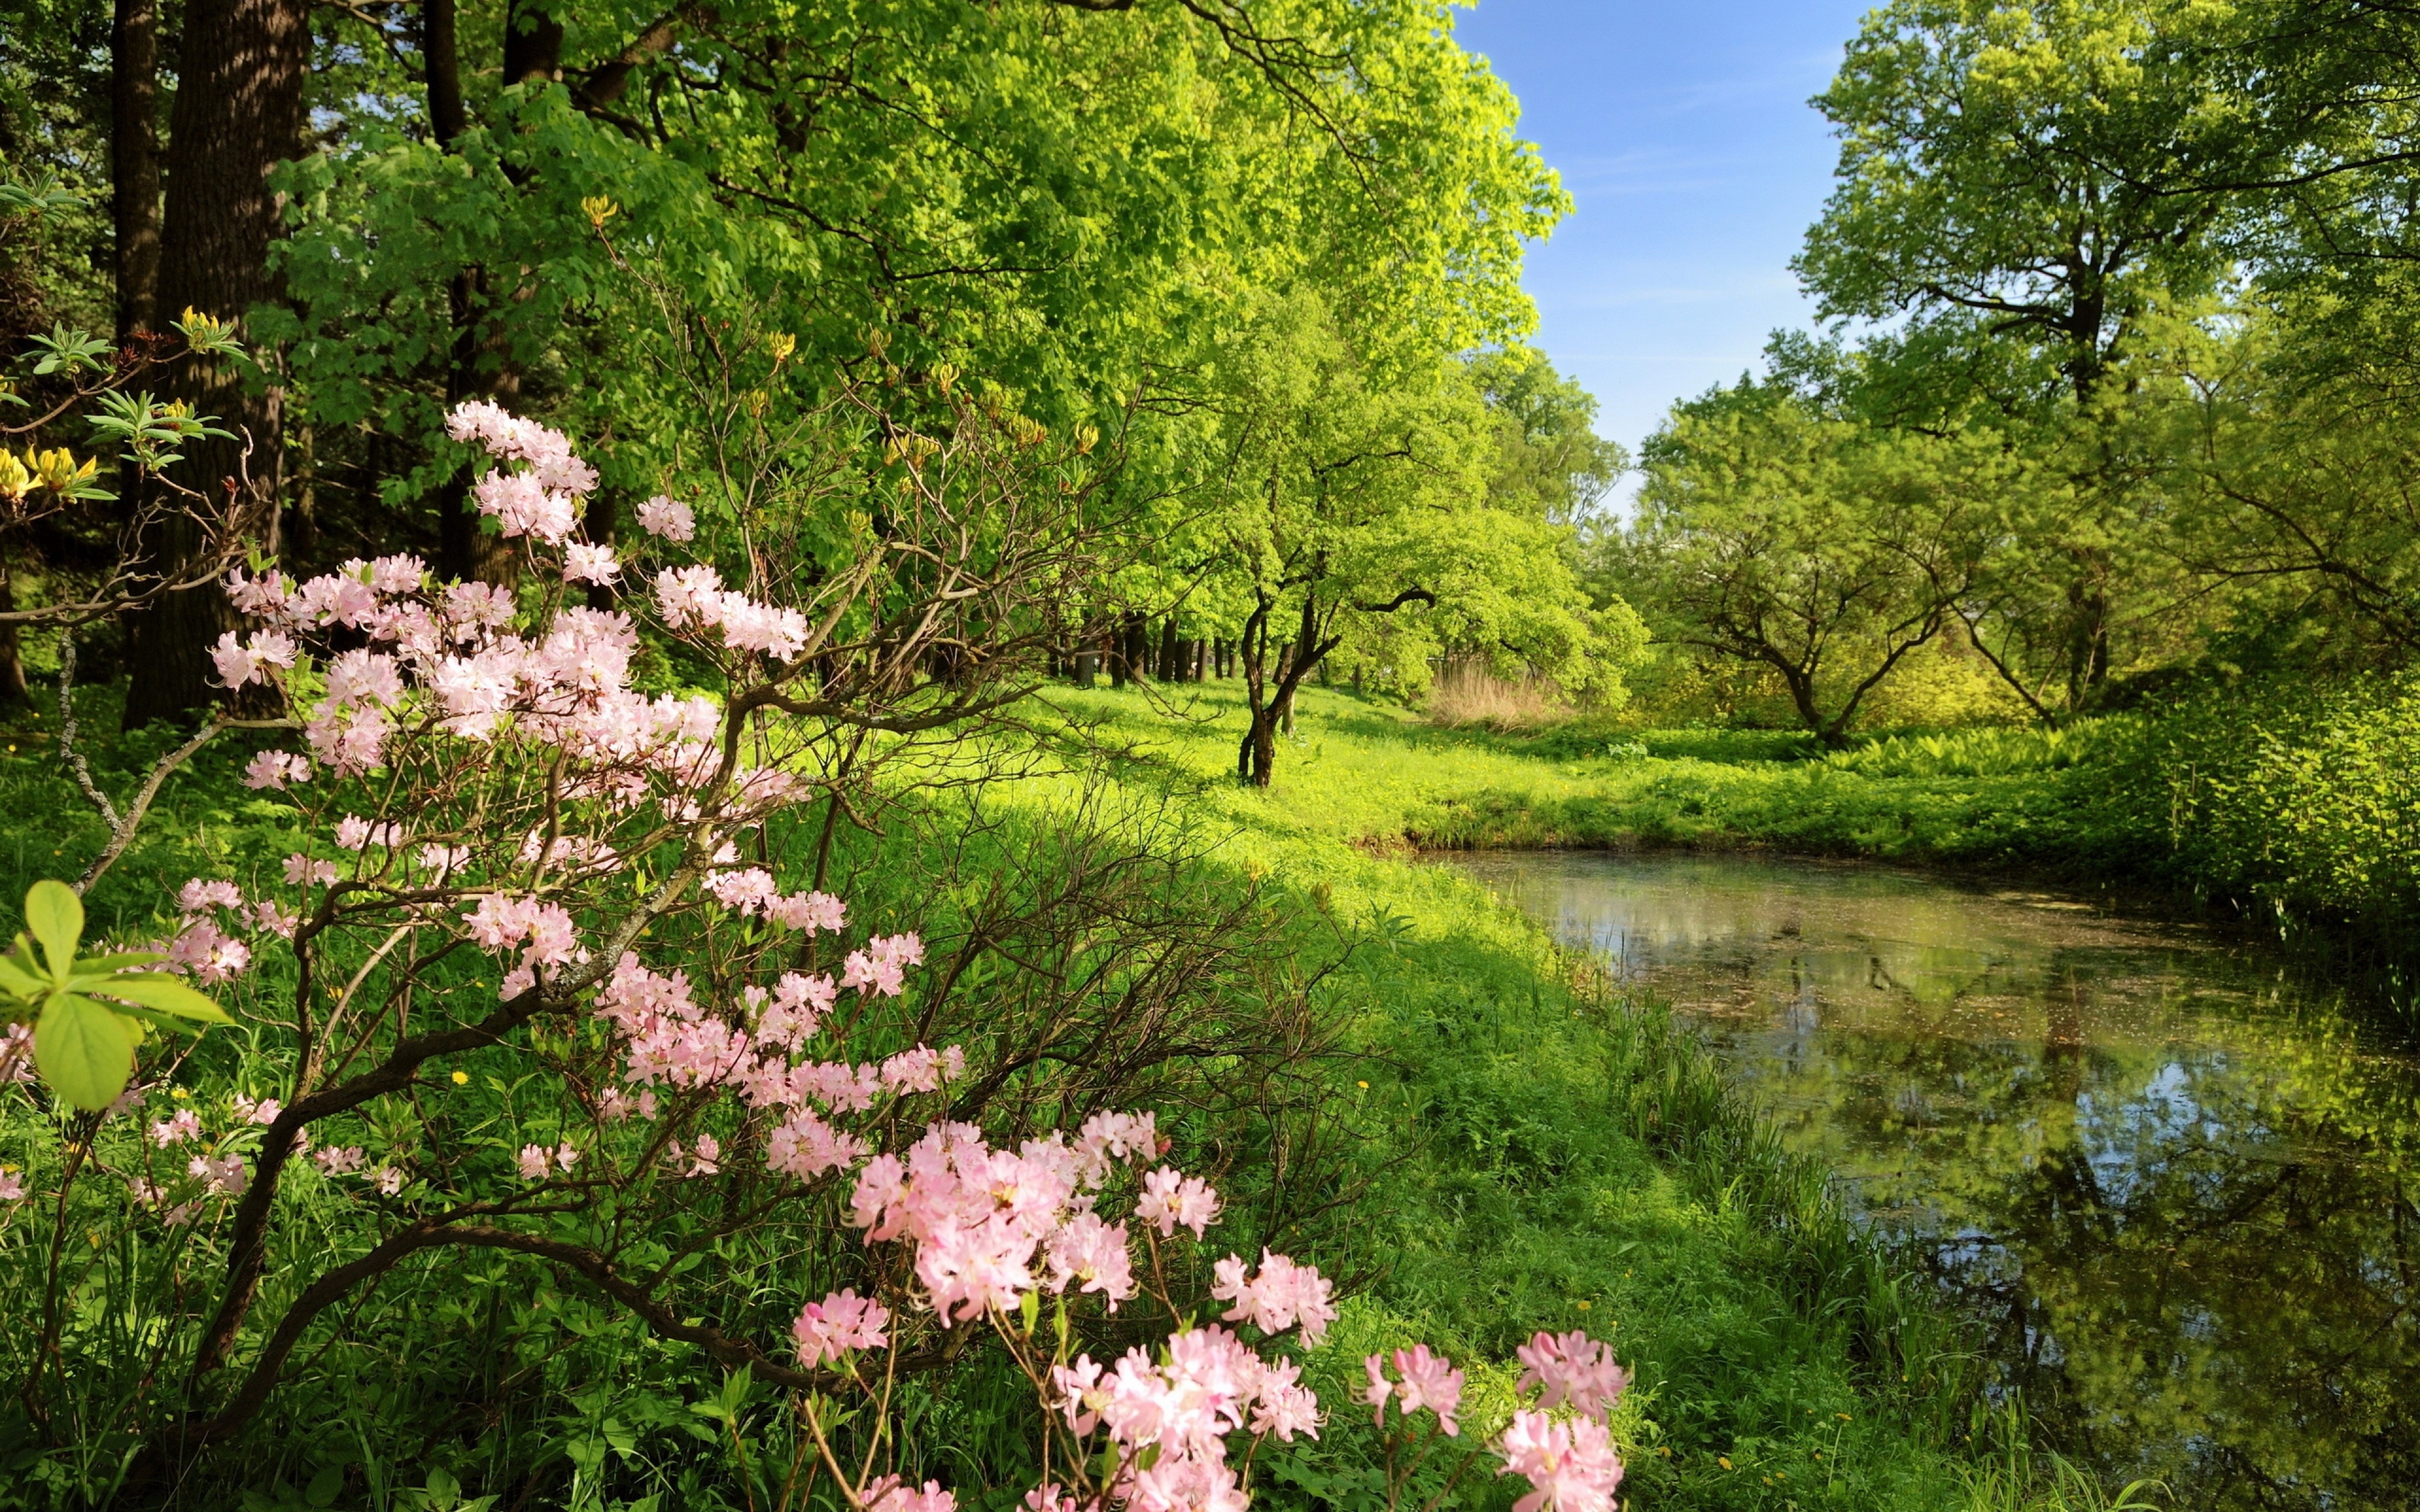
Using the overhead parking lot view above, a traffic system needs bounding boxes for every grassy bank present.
[0,686,2133,1511]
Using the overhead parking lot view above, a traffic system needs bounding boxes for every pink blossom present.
[369,554,426,594]
[864,1479,954,1512]
[842,934,923,998]
[653,565,726,629]
[372,1166,405,1195]
[324,648,403,709]
[234,1096,282,1126]
[1390,1346,1465,1435]
[178,878,243,914]
[305,706,391,775]
[1135,1167,1220,1239]
[149,1108,201,1146]
[1043,1211,1137,1309]
[791,1288,890,1366]
[294,573,380,629]
[1515,1330,1630,1422]
[251,900,299,938]
[1494,1409,1623,1512]
[225,567,296,619]
[767,1109,866,1179]
[1250,1358,1322,1442]
[704,868,780,915]
[686,1133,722,1177]
[1211,1250,1338,1346]
[716,596,810,660]
[0,1170,23,1203]
[1361,1355,1393,1426]
[766,890,846,933]
[284,854,338,886]
[243,750,311,790]
[636,493,695,542]
[442,580,518,638]
[418,844,472,877]
[517,1144,553,1179]
[0,1022,33,1085]
[758,973,836,1047]
[313,1145,366,1176]
[188,1152,246,1196]
[473,468,579,543]
[167,919,250,983]
[881,1045,952,1094]
[562,542,621,585]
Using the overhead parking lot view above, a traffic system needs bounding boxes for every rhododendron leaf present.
[23,881,82,982]
[90,973,233,1024]
[35,990,135,1110]
[0,949,42,999]
[69,950,167,978]
[1019,1289,1040,1336]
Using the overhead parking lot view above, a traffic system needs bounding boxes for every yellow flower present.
[0,450,28,501]
[766,331,797,365]
[26,448,96,495]
[582,195,621,229]
[450,1070,470,1085]
[1718,1457,1732,1470]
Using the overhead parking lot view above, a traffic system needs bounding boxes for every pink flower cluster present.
[1516,1329,1632,1421]
[1052,1326,1322,1512]
[702,868,848,934]
[654,564,813,661]
[1362,1345,1466,1435]
[1496,1411,1625,1512]
[1353,1329,1630,1512]
[447,401,599,545]
[636,494,696,542]
[1211,1250,1337,1344]
[517,1142,581,1179]
[790,1287,890,1367]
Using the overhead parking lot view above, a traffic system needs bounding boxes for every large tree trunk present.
[429,0,534,586]
[121,0,308,729]
[111,0,162,342]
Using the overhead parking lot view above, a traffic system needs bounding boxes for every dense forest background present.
[0,0,1634,787]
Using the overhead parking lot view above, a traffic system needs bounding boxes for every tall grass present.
[1424,660,1568,731]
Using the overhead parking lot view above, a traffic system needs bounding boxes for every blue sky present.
[1451,0,1876,466]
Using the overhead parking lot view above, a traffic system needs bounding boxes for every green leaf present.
[83,972,233,1024]
[23,881,81,982]
[74,950,166,973]
[0,952,42,1000]
[35,991,135,1110]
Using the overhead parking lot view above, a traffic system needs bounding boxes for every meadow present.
[0,679,2170,1511]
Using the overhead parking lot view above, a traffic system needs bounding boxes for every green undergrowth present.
[0,687,2132,1511]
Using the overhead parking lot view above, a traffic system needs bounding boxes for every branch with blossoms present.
[0,369,1377,1492]
[3,308,271,634]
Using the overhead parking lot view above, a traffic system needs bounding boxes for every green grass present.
[0,682,2131,1511]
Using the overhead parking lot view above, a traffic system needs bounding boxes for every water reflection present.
[1450,852,2420,1512]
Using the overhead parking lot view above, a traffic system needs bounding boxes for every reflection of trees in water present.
[1844,1033,2420,1510]
[1465,852,2420,1511]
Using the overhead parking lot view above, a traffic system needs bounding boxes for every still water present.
[1448,850,2420,1511]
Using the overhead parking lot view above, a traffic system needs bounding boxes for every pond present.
[1446,850,2420,1512]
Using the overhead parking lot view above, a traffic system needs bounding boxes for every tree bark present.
[112,0,163,342]
[122,0,308,729]
[428,0,531,586]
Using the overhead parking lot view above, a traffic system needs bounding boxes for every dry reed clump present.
[1424,659,1569,730]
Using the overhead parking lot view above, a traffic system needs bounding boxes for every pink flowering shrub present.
[10,386,1616,1506]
